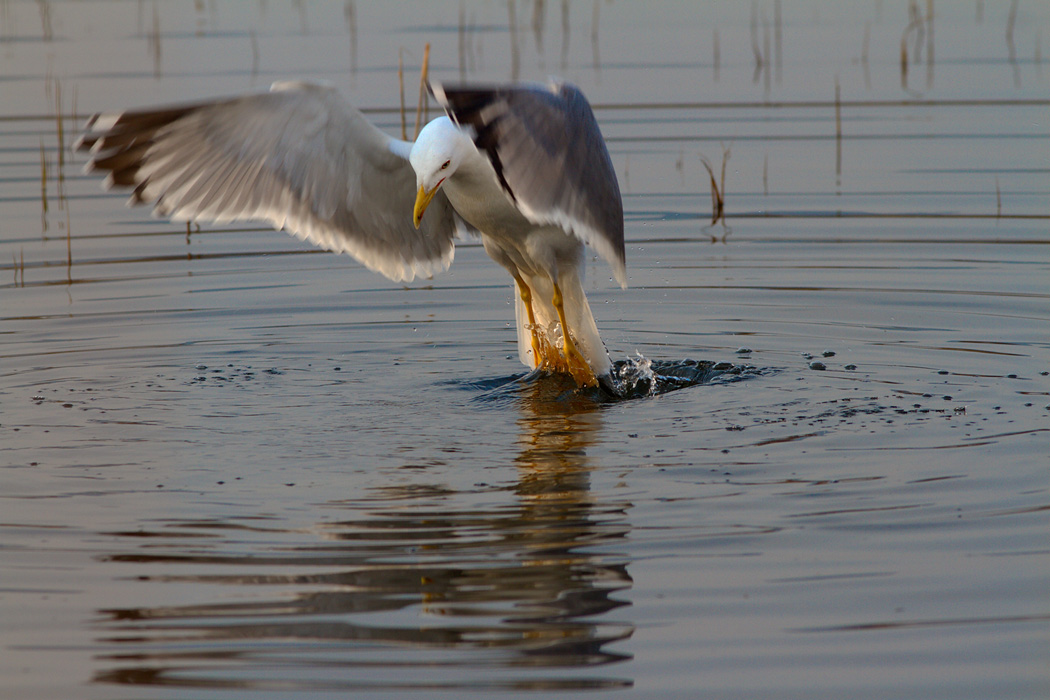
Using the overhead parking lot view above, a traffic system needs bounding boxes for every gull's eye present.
[440,160,451,170]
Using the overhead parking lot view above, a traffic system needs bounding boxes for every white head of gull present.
[75,79,626,390]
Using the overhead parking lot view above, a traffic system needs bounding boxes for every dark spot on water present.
[822,350,836,357]
[844,364,857,370]
[736,347,752,354]
[809,361,826,371]
[938,370,950,375]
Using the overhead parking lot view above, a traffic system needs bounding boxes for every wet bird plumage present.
[75,79,625,388]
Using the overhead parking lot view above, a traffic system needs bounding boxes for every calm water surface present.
[1,2,1048,699]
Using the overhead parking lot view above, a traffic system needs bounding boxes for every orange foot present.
[551,281,598,388]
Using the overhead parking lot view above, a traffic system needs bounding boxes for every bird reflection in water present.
[93,377,633,693]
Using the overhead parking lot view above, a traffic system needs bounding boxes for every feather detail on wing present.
[432,80,626,288]
[75,81,457,283]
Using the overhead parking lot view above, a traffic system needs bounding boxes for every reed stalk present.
[399,48,406,140]
[414,43,430,140]
[700,146,730,225]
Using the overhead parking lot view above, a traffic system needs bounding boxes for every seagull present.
[74,79,626,389]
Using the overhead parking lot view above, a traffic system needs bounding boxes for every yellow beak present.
[413,185,438,229]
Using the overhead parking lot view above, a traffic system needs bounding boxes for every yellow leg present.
[512,274,544,368]
[552,281,598,388]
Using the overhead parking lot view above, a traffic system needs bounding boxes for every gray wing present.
[74,81,457,283]
[432,80,626,287]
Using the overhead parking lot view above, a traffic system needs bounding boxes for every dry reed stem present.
[763,153,769,196]
[414,43,431,140]
[54,80,65,204]
[1006,0,1020,87]
[13,249,25,286]
[900,32,909,87]
[66,207,72,283]
[900,1,927,94]
[750,3,763,74]
[39,142,48,218]
[720,147,729,203]
[700,158,720,223]
[1006,0,1017,45]
[700,145,730,225]
[835,77,842,178]
[398,48,406,140]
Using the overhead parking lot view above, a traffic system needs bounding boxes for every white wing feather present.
[76,81,456,283]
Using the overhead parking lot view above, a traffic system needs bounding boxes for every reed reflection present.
[93,377,633,692]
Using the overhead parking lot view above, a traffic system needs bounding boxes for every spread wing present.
[432,80,626,287]
[75,81,457,283]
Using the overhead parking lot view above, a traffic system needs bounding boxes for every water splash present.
[603,355,758,400]
[466,355,760,407]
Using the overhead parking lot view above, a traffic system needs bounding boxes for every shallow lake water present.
[1,2,1048,699]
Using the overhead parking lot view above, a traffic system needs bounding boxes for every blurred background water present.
[1,2,1048,699]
